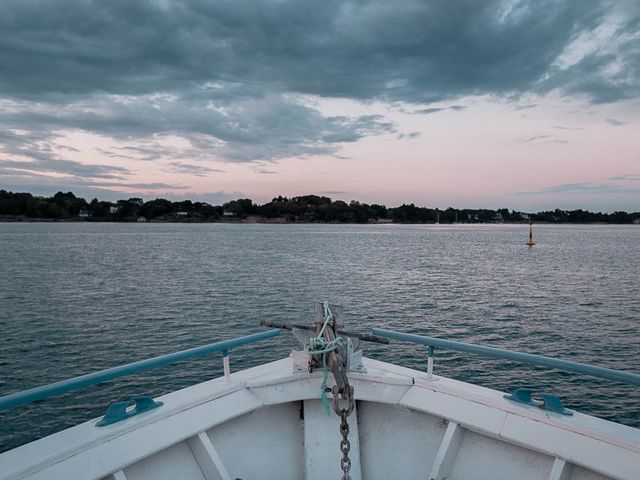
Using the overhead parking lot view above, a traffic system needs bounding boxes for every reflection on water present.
[0,222,638,451]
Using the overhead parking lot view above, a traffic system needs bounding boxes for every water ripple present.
[0,223,638,452]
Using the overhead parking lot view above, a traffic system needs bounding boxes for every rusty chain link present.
[339,408,351,480]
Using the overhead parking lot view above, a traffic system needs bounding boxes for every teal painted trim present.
[503,389,572,415]
[372,328,640,387]
[96,396,163,427]
[540,393,572,416]
[504,388,535,405]
[0,330,280,411]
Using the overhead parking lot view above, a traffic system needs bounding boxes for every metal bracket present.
[96,396,163,427]
[504,388,572,416]
[346,337,366,372]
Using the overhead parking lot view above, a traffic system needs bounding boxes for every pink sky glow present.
[1,1,639,212]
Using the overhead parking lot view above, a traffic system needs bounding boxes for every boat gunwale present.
[1,356,638,480]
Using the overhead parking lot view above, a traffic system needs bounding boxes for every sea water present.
[0,222,638,451]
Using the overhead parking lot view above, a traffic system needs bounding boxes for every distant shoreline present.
[2,190,639,224]
[0,216,636,226]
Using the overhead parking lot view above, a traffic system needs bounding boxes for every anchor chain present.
[308,302,356,479]
[339,408,351,480]
[333,385,355,480]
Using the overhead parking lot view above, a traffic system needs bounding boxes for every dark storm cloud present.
[0,0,639,183]
[1,0,634,103]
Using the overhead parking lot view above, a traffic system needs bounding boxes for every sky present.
[0,0,639,211]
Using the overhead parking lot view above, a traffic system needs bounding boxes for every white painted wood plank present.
[365,358,639,450]
[447,430,554,480]
[124,441,207,480]
[106,471,127,480]
[249,375,412,406]
[19,389,263,480]
[500,413,639,480]
[428,421,465,480]
[208,402,305,479]
[548,458,572,480]
[399,385,508,437]
[0,359,291,480]
[357,402,447,479]
[304,400,362,480]
[187,433,231,480]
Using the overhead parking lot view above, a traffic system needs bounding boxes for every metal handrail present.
[0,329,281,411]
[372,328,640,387]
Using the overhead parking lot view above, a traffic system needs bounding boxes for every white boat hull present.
[1,356,638,480]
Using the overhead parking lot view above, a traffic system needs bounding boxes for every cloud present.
[167,162,225,176]
[0,179,230,203]
[415,108,445,115]
[515,104,538,110]
[0,128,132,180]
[1,0,639,196]
[0,94,396,166]
[518,134,553,142]
[0,157,130,180]
[610,174,640,181]
[108,182,189,190]
[317,191,347,195]
[0,167,187,191]
[2,0,634,104]
[513,133,569,144]
[414,105,467,115]
[515,181,640,195]
[397,131,421,140]
[605,118,626,126]
[553,125,585,130]
[170,191,247,205]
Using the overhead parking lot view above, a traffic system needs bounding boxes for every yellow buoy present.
[526,220,535,246]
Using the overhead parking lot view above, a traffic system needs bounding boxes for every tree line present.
[0,190,638,224]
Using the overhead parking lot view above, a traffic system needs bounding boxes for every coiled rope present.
[308,302,345,413]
